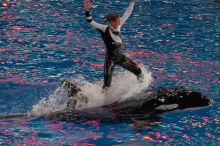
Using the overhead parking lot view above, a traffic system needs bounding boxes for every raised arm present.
[121,0,135,26]
[84,0,107,32]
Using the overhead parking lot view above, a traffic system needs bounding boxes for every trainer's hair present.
[106,12,120,22]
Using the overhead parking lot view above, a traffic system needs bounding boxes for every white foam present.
[30,67,153,115]
[106,67,153,102]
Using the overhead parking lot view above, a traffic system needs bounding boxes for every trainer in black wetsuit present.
[84,0,143,90]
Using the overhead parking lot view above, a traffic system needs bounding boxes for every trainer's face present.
[110,17,121,29]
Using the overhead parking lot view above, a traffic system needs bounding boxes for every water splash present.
[105,67,153,103]
[30,67,153,115]
[30,84,69,116]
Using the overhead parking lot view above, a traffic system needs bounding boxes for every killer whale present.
[0,80,211,121]
[62,80,211,114]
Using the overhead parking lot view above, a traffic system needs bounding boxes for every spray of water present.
[29,85,69,116]
[30,67,153,115]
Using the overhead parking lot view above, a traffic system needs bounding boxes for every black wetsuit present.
[85,2,142,89]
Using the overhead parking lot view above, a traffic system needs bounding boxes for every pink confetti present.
[1,16,11,21]
[51,123,61,128]
[29,132,37,137]
[143,136,157,142]
[89,63,103,68]
[154,67,164,72]
[205,132,215,139]
[0,76,25,84]
[174,54,181,59]
[2,1,9,7]
[107,135,115,139]
[11,26,23,30]
[190,61,198,65]
[42,79,48,83]
[182,70,188,73]
[52,13,60,17]
[86,120,100,126]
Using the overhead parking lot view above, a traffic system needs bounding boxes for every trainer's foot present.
[137,73,144,83]
[102,87,109,95]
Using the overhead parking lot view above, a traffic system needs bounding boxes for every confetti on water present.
[143,136,157,142]
[2,1,9,7]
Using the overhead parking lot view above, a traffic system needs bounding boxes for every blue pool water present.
[0,0,219,145]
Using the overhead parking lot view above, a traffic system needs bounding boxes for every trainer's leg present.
[103,56,115,89]
[117,55,142,77]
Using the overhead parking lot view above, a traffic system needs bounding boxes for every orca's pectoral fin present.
[66,97,77,111]
[61,80,89,111]
[61,80,81,111]
[61,80,81,97]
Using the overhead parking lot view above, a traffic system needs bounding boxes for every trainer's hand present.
[131,0,135,3]
[84,0,90,11]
